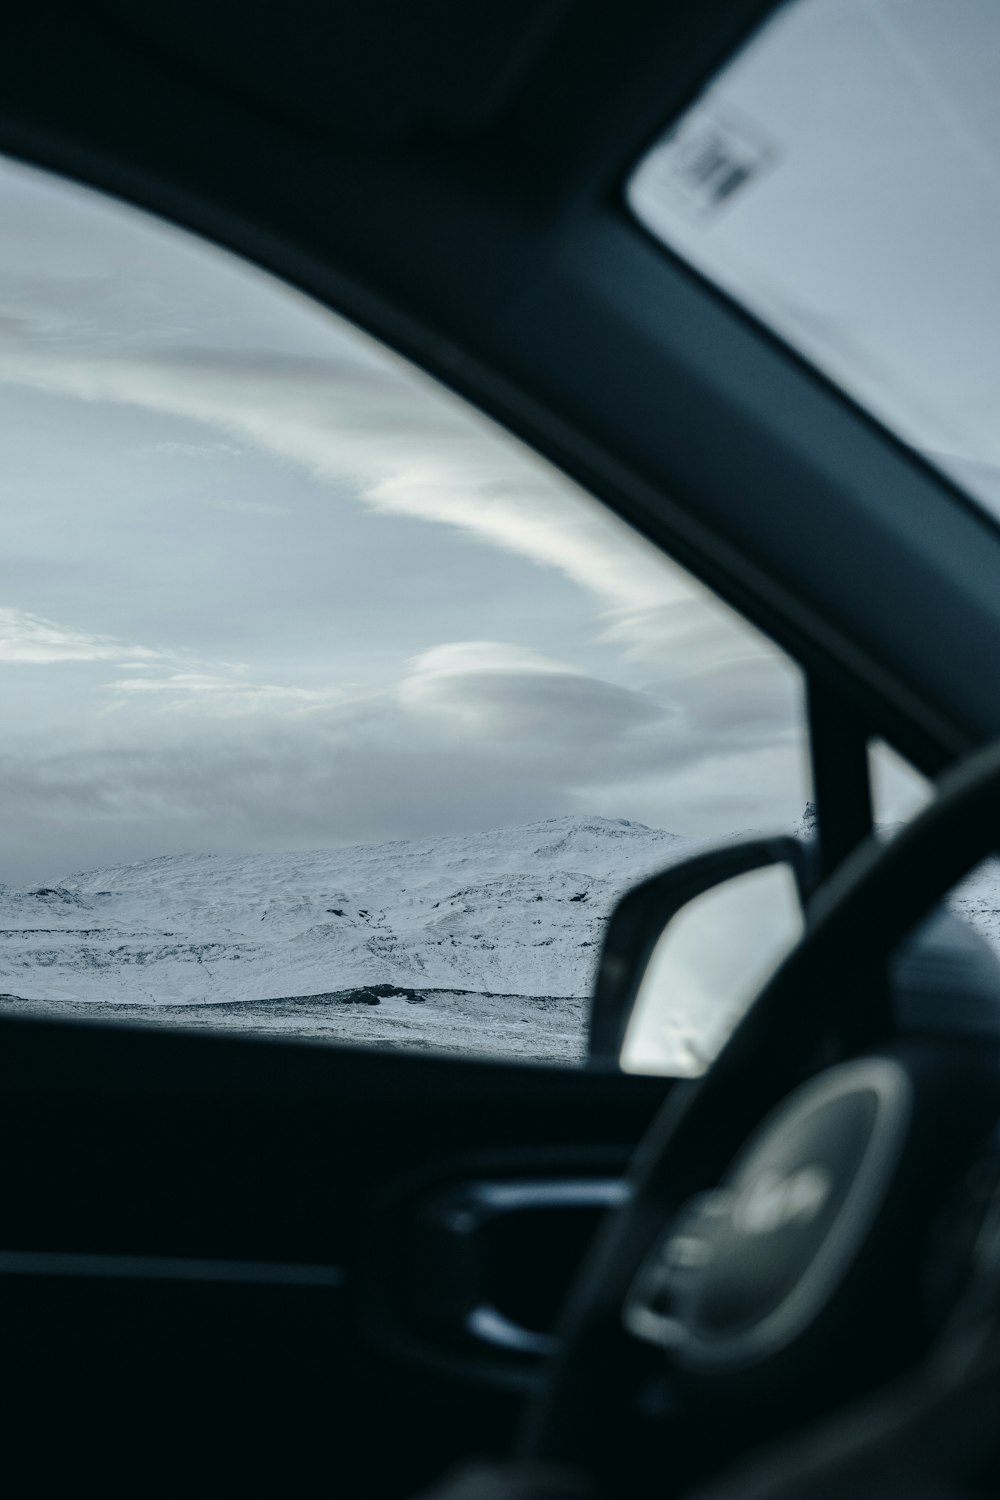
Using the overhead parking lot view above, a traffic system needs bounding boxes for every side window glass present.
[869,739,934,833]
[870,740,1000,969]
[0,154,811,1066]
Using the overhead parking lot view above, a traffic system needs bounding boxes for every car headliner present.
[2,0,999,776]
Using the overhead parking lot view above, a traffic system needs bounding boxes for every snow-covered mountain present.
[0,816,692,1008]
[4,812,998,1065]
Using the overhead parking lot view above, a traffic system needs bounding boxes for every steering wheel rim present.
[519,736,1000,1486]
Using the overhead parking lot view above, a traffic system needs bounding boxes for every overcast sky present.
[0,145,810,884]
[630,0,1000,507]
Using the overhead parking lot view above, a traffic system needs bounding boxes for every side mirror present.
[588,837,814,1075]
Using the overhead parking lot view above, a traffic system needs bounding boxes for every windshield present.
[627,0,1000,516]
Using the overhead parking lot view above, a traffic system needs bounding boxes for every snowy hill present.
[0,816,691,1010]
[5,812,996,1065]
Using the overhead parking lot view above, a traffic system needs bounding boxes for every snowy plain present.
[2,812,997,1066]
[0,816,695,1064]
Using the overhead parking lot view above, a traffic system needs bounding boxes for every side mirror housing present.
[588,836,814,1074]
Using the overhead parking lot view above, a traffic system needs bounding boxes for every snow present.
[3,812,996,1066]
[0,816,693,1062]
[945,857,1000,958]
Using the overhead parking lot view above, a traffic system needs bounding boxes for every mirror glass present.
[620,864,805,1076]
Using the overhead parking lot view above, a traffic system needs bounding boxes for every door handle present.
[408,1176,628,1362]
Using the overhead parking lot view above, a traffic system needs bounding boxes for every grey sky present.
[0,149,808,884]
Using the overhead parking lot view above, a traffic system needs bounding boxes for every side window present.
[869,739,1000,969]
[869,739,933,833]
[0,154,811,1065]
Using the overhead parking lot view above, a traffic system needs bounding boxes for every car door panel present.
[0,1013,665,1491]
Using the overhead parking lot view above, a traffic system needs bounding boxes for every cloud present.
[0,637,665,830]
[0,605,345,718]
[400,640,662,744]
[143,440,243,458]
[0,338,715,661]
[405,641,573,679]
[0,163,809,878]
[110,669,344,715]
[0,606,161,664]
[0,618,811,883]
[0,634,790,831]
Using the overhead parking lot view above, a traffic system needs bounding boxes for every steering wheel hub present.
[625,1059,913,1372]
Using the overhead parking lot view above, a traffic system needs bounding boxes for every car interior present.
[4,2,1000,1496]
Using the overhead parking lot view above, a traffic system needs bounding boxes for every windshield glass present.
[628,0,1000,515]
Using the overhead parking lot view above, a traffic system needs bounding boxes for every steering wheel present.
[518,738,1000,1494]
